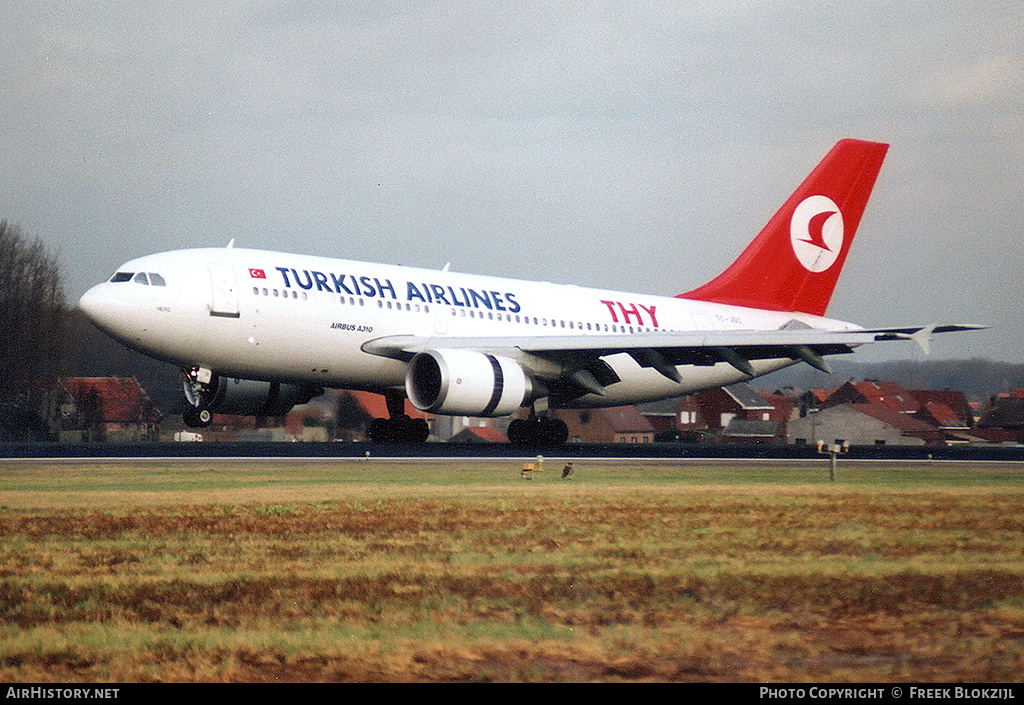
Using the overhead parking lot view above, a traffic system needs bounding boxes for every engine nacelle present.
[184,374,322,417]
[406,349,533,417]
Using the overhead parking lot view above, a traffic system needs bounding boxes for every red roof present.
[339,390,429,420]
[916,401,968,429]
[63,377,162,423]
[826,381,919,414]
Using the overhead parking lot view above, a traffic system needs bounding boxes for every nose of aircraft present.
[78,283,103,321]
[78,282,122,335]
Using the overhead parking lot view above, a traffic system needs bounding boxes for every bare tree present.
[0,220,68,440]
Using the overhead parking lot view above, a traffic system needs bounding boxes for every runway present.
[4,440,1023,463]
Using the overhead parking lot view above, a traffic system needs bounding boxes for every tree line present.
[0,220,68,440]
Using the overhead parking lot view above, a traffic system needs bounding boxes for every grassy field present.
[1,457,1023,682]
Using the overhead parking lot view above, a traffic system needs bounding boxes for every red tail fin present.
[679,139,889,316]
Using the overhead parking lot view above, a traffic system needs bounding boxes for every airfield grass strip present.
[2,479,1024,681]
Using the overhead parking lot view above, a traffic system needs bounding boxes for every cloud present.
[0,1,1021,361]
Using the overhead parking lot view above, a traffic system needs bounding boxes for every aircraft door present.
[209,263,240,318]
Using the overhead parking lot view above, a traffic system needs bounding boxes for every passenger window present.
[110,272,134,283]
[149,273,166,286]
[133,273,149,285]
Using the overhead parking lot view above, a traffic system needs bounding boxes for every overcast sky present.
[2,1,1021,363]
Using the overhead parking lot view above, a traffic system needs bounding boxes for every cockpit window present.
[109,271,166,285]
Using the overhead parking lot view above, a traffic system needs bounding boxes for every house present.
[554,406,655,444]
[60,377,162,442]
[908,389,974,429]
[975,391,1024,443]
[788,403,944,447]
[695,383,774,432]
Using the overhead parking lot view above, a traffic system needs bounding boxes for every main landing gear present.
[366,390,430,443]
[507,412,569,447]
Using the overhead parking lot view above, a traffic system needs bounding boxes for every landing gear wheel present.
[541,417,569,445]
[507,418,532,445]
[508,417,568,446]
[367,415,430,443]
[183,405,213,429]
[410,418,430,443]
[393,415,429,443]
[367,417,394,443]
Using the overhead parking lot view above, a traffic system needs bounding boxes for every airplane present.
[78,138,982,445]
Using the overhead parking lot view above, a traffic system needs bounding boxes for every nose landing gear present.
[182,367,214,429]
[182,405,213,429]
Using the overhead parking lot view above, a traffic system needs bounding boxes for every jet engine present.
[183,371,322,427]
[405,349,533,417]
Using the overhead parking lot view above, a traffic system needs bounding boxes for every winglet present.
[895,325,937,356]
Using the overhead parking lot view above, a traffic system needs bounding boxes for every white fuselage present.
[79,246,860,409]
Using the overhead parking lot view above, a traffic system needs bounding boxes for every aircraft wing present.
[363,324,985,392]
